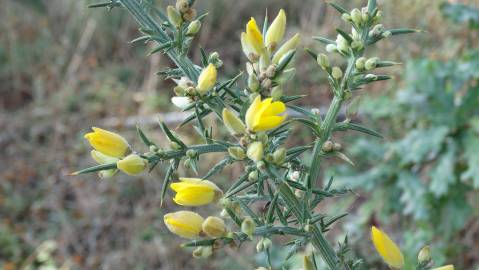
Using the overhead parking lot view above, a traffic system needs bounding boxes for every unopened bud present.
[341,13,352,22]
[247,141,264,162]
[222,108,246,136]
[182,8,197,21]
[175,0,189,13]
[361,8,370,22]
[261,78,272,90]
[228,146,246,160]
[326,44,338,53]
[273,148,287,165]
[192,246,213,259]
[322,140,334,152]
[382,31,392,38]
[303,255,315,270]
[265,65,276,78]
[355,57,366,70]
[186,20,201,35]
[170,141,181,150]
[174,85,185,96]
[167,5,183,28]
[248,73,260,92]
[351,8,362,25]
[374,11,383,22]
[332,66,343,79]
[365,57,379,70]
[248,170,259,182]
[186,149,198,158]
[317,53,330,69]
[351,40,363,50]
[202,216,227,238]
[418,245,431,264]
[241,217,256,238]
[336,34,350,53]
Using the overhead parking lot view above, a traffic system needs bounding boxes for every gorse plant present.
[74,0,453,269]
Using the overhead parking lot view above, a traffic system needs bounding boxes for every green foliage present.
[331,4,479,267]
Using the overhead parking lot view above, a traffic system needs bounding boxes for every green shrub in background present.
[331,2,479,269]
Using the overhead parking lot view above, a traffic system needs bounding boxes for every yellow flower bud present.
[202,216,227,238]
[116,154,147,176]
[228,147,246,160]
[418,245,431,264]
[355,57,366,70]
[351,8,362,25]
[245,17,265,56]
[164,211,204,239]
[265,9,286,51]
[222,108,246,136]
[245,96,287,132]
[432,265,454,270]
[332,66,343,79]
[317,53,330,69]
[273,147,286,165]
[272,33,301,64]
[186,20,201,35]
[167,5,183,28]
[90,150,118,179]
[241,216,256,237]
[197,63,217,95]
[365,57,379,70]
[84,127,129,158]
[247,141,264,162]
[371,226,405,269]
[192,246,213,259]
[303,255,315,270]
[170,177,223,206]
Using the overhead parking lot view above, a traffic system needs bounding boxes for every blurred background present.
[1,0,478,269]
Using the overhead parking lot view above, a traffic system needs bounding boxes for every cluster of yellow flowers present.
[371,226,454,270]
[80,127,147,177]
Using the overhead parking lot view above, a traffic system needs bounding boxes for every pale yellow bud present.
[265,9,286,51]
[273,147,286,165]
[332,66,343,79]
[418,245,431,264]
[317,53,330,69]
[202,216,227,238]
[355,57,366,70]
[116,154,147,176]
[351,8,362,25]
[365,57,379,70]
[228,146,246,160]
[303,255,315,270]
[241,217,256,237]
[272,33,301,64]
[186,20,201,35]
[247,141,264,162]
[167,5,183,28]
[197,63,217,95]
[222,108,246,136]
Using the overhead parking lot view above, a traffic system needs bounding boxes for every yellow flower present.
[116,154,147,176]
[84,127,129,158]
[91,150,118,179]
[197,63,217,95]
[265,9,286,51]
[245,96,287,132]
[164,211,204,239]
[170,177,223,206]
[371,226,405,269]
[272,33,301,64]
[432,266,454,270]
[222,108,246,136]
[202,216,227,238]
[241,17,264,60]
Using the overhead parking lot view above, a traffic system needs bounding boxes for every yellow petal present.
[246,17,264,54]
[253,115,286,132]
[265,9,286,49]
[164,211,204,239]
[371,226,405,269]
[91,150,119,164]
[245,95,262,131]
[170,178,222,206]
[272,33,301,64]
[197,63,217,95]
[84,127,129,158]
